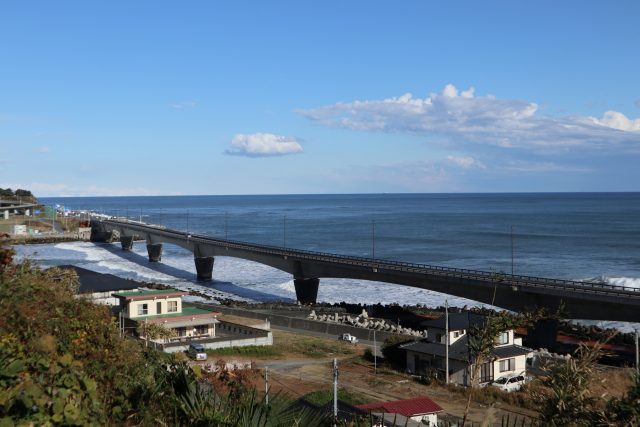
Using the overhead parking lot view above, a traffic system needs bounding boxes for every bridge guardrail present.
[100,218,640,298]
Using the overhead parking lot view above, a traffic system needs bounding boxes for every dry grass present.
[584,365,634,399]
[272,330,358,358]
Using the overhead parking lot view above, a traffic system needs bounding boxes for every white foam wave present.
[12,242,639,332]
[604,276,640,288]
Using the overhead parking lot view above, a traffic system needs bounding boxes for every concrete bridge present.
[91,218,640,322]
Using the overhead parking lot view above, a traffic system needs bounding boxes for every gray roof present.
[420,312,486,331]
[403,337,531,363]
[402,336,470,362]
[491,344,532,359]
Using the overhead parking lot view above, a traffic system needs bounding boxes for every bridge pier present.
[527,318,559,351]
[146,243,163,262]
[293,278,319,305]
[90,229,113,243]
[194,256,214,281]
[121,235,134,251]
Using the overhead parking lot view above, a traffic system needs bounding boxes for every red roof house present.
[356,396,443,426]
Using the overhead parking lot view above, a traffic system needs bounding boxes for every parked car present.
[491,372,528,392]
[339,333,358,344]
[188,343,207,360]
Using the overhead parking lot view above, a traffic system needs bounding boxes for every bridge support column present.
[293,278,319,305]
[121,235,134,251]
[90,228,113,243]
[527,318,559,351]
[194,257,214,281]
[146,243,163,262]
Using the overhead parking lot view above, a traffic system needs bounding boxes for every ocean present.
[14,193,640,330]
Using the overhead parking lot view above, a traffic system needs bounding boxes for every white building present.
[403,312,531,386]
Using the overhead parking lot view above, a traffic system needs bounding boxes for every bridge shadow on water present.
[97,242,294,303]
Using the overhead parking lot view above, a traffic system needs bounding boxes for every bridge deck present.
[94,218,640,322]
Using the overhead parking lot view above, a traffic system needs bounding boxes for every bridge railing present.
[101,218,640,297]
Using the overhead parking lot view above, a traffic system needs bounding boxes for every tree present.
[137,321,176,346]
[532,343,605,426]
[0,236,328,426]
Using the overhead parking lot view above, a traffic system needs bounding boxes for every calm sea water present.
[15,193,640,329]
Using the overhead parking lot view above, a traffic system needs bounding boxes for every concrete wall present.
[162,333,273,353]
[160,321,273,353]
[201,304,415,343]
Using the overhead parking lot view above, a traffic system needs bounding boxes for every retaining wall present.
[193,304,416,343]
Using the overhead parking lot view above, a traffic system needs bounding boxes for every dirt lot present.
[200,319,543,426]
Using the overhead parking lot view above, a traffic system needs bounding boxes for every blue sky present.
[1,1,639,196]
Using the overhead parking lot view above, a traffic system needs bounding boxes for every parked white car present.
[188,343,207,361]
[491,372,528,392]
[339,333,358,344]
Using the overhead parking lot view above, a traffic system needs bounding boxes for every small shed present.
[356,396,443,426]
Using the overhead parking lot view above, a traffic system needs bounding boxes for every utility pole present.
[372,219,375,260]
[139,207,142,223]
[265,366,269,405]
[374,330,377,375]
[511,225,515,276]
[224,212,228,240]
[636,329,640,375]
[333,358,338,425]
[126,206,129,221]
[445,300,450,385]
[283,215,286,250]
[187,210,190,233]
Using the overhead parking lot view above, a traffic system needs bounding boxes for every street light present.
[225,211,228,240]
[511,225,515,276]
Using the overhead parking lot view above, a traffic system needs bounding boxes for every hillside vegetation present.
[0,189,37,203]
[0,239,324,426]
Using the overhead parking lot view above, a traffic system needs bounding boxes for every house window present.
[480,362,493,383]
[499,358,515,372]
[435,333,442,343]
[176,327,186,337]
[454,331,461,338]
[497,332,509,345]
[168,301,178,313]
[137,303,148,316]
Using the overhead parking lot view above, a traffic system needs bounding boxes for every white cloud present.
[170,101,197,109]
[446,155,485,169]
[589,111,640,131]
[500,160,593,173]
[35,146,50,153]
[225,133,304,157]
[301,84,640,151]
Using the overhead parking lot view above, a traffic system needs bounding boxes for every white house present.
[113,289,220,344]
[402,312,531,386]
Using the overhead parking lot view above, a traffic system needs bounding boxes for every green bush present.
[207,346,282,357]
